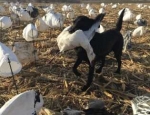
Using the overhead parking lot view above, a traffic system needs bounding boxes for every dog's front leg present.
[82,62,95,91]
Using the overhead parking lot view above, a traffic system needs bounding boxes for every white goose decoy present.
[18,10,33,21]
[132,26,147,37]
[131,96,150,115]
[86,4,92,11]
[35,16,49,32]
[23,23,38,41]
[0,90,44,115]
[57,25,95,64]
[44,12,64,28]
[0,42,22,77]
[50,4,55,10]
[0,6,5,14]
[13,42,38,64]
[28,2,34,7]
[99,8,105,14]
[67,11,75,19]
[0,16,12,29]
[62,5,73,12]
[112,4,117,9]
[118,8,135,22]
[134,19,147,26]
[89,9,96,18]
[57,19,102,64]
[136,14,142,20]
[3,1,9,7]
[101,3,106,7]
[80,3,85,8]
[137,4,143,8]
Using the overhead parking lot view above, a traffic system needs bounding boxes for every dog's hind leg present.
[114,51,122,74]
[73,56,83,76]
[95,56,105,73]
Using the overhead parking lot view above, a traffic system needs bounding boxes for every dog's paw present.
[95,68,102,73]
[81,85,89,92]
[75,71,81,76]
[114,70,121,74]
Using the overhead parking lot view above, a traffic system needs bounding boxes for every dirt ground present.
[0,3,150,115]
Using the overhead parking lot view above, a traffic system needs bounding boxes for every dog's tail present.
[116,8,125,31]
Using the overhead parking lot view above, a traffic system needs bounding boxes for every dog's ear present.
[94,13,106,23]
[100,13,106,22]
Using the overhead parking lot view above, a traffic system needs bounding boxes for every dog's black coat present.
[72,9,125,91]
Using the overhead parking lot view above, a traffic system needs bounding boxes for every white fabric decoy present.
[131,96,150,115]
[132,26,146,37]
[89,9,96,18]
[57,20,101,64]
[80,3,85,8]
[86,4,92,11]
[62,5,73,12]
[35,16,49,32]
[67,11,75,19]
[101,3,105,7]
[118,8,135,22]
[17,10,33,21]
[112,4,117,9]
[136,14,142,20]
[13,42,38,64]
[3,2,9,7]
[0,90,44,115]
[61,107,84,115]
[0,42,22,77]
[57,26,95,64]
[44,12,64,28]
[0,16,12,29]
[99,8,105,14]
[0,6,5,14]
[23,23,38,41]
[50,4,55,10]
[28,2,34,7]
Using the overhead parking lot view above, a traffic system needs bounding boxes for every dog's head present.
[68,13,106,34]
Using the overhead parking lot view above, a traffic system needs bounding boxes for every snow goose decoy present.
[0,16,12,29]
[136,14,142,20]
[112,4,117,9]
[57,13,105,65]
[134,19,147,26]
[99,7,105,14]
[44,12,64,29]
[132,26,147,38]
[0,90,44,115]
[35,16,49,32]
[0,42,22,77]
[89,9,96,18]
[118,8,135,29]
[67,11,75,19]
[26,5,39,19]
[23,23,38,41]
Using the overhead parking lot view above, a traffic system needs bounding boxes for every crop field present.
[0,2,150,115]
